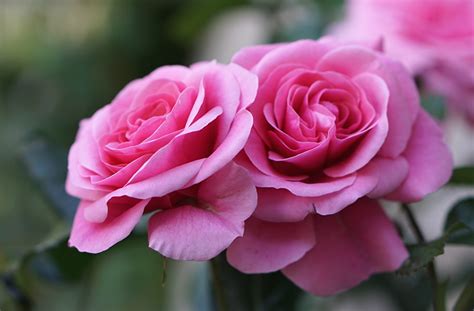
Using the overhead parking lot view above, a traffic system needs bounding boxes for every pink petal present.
[317,45,380,77]
[231,44,282,70]
[66,141,110,201]
[148,206,240,260]
[193,111,253,184]
[84,159,205,223]
[375,58,419,157]
[69,198,150,253]
[227,216,315,273]
[323,73,389,177]
[283,198,408,296]
[254,40,334,83]
[387,110,453,202]
[148,65,191,82]
[250,170,356,197]
[228,63,259,111]
[315,157,408,215]
[127,106,222,184]
[198,163,257,223]
[254,188,313,222]
[148,163,257,260]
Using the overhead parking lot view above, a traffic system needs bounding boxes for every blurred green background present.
[0,1,473,310]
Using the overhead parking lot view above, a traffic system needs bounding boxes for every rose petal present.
[231,43,282,70]
[314,157,408,215]
[227,216,315,273]
[84,159,205,223]
[323,73,389,177]
[387,110,453,202]
[283,198,408,296]
[228,63,259,111]
[254,188,313,222]
[148,163,257,260]
[375,58,419,157]
[193,111,253,184]
[69,198,150,253]
[254,40,334,82]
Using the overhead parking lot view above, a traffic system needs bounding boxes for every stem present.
[210,258,228,311]
[1,273,32,311]
[402,204,444,311]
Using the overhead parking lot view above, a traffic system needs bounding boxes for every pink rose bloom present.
[332,0,474,123]
[66,62,258,260]
[226,39,452,295]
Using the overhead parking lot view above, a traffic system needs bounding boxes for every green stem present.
[402,204,445,311]
[210,258,228,311]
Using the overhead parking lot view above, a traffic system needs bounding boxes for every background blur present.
[1,0,473,310]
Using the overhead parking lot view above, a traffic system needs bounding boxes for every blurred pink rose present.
[227,38,452,295]
[332,0,474,123]
[67,62,258,260]
[424,58,474,124]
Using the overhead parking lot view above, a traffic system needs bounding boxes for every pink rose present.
[332,0,474,123]
[226,39,452,295]
[66,62,258,260]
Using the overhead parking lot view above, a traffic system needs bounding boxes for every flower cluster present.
[66,37,452,295]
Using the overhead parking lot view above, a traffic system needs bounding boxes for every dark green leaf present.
[450,167,474,185]
[444,198,474,245]
[398,238,446,275]
[2,223,69,275]
[421,93,446,120]
[454,277,474,311]
[434,280,448,311]
[21,139,78,221]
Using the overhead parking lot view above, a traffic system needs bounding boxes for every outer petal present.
[148,163,257,260]
[227,216,315,273]
[228,63,259,111]
[69,198,150,253]
[375,58,419,157]
[283,198,408,296]
[148,206,240,261]
[253,40,334,83]
[84,159,205,223]
[314,157,409,215]
[231,44,282,70]
[386,110,453,202]
[254,188,313,222]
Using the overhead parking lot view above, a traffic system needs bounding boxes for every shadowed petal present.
[148,163,257,260]
[69,198,150,253]
[283,198,408,296]
[227,216,315,273]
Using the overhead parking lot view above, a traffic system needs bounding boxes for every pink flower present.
[424,58,474,125]
[66,62,258,260]
[332,0,474,123]
[227,38,452,295]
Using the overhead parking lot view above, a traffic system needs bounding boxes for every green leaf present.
[2,223,69,275]
[450,167,474,185]
[434,280,448,311]
[454,277,474,311]
[421,93,446,120]
[444,197,474,245]
[21,139,78,221]
[398,238,446,275]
